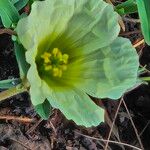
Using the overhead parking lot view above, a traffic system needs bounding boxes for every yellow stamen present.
[53,67,62,77]
[62,54,69,64]
[45,65,52,71]
[57,51,63,60]
[41,48,69,78]
[52,48,59,57]
[41,52,51,63]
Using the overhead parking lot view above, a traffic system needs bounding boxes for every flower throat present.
[41,48,69,78]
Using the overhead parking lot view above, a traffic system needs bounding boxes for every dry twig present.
[122,99,144,150]
[123,17,140,23]
[0,115,34,123]
[133,39,145,48]
[10,138,32,150]
[120,30,141,36]
[139,120,150,137]
[49,120,57,136]
[0,28,17,35]
[26,118,43,134]
[75,131,142,150]
[105,111,125,150]
[104,97,123,150]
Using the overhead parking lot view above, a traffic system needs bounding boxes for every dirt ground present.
[0,2,150,150]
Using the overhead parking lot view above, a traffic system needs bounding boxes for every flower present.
[16,0,139,127]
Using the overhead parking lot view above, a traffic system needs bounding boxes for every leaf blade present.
[0,0,20,27]
[136,0,150,45]
[0,78,20,89]
[115,0,137,15]
[14,42,30,79]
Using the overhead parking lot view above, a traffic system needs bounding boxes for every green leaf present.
[136,0,150,45]
[14,0,29,11]
[115,0,137,15]
[14,42,30,79]
[11,0,19,5]
[0,78,20,89]
[0,0,20,27]
[35,99,52,119]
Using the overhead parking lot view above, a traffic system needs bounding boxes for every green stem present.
[140,77,150,81]
[0,85,27,102]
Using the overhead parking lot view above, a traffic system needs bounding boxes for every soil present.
[0,2,150,150]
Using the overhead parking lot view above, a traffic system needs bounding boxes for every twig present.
[122,99,144,150]
[118,15,126,32]
[26,118,43,134]
[105,111,125,150]
[0,115,35,123]
[139,64,150,74]
[139,120,150,137]
[120,30,141,36]
[133,39,145,48]
[49,121,57,136]
[123,17,140,23]
[10,138,32,150]
[74,131,142,150]
[132,120,150,147]
[104,97,123,150]
[0,28,17,35]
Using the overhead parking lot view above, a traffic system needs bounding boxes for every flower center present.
[41,48,69,78]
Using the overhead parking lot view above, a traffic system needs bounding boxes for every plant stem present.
[0,85,27,102]
[140,77,150,81]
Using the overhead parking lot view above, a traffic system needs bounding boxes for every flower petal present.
[16,0,76,63]
[58,0,120,54]
[16,0,120,63]
[16,0,76,47]
[27,62,53,106]
[96,37,139,99]
[72,37,139,99]
[42,37,139,100]
[47,88,104,127]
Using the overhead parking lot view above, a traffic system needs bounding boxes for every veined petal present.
[38,37,139,100]
[73,37,139,99]
[96,37,139,99]
[27,62,53,106]
[16,0,120,63]
[52,37,138,100]
[27,63,45,105]
[47,88,104,127]
[16,0,76,62]
[58,0,120,54]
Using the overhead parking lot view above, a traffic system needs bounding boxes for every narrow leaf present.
[136,0,150,45]
[0,78,20,89]
[0,0,20,27]
[11,0,19,5]
[14,42,30,79]
[14,0,29,11]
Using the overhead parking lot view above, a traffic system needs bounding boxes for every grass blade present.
[136,0,150,45]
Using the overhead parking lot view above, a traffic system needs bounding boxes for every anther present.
[41,48,69,78]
